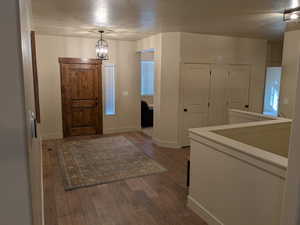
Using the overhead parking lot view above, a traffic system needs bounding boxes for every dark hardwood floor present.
[43,132,207,225]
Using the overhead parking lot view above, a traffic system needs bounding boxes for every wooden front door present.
[59,58,102,137]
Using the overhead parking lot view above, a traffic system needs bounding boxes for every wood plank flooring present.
[43,132,207,225]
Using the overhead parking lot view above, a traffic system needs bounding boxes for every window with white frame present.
[263,67,282,116]
[141,61,155,96]
[104,64,116,115]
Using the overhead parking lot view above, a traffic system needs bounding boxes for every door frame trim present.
[59,57,100,65]
[59,57,103,137]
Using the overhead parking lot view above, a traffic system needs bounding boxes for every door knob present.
[245,105,249,108]
[184,109,188,112]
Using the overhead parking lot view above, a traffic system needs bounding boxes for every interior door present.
[181,64,211,146]
[227,65,251,111]
[60,58,102,137]
[209,65,228,126]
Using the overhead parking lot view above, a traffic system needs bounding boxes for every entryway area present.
[43,133,206,225]
[42,53,205,225]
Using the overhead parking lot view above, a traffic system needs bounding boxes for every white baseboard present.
[103,127,141,134]
[41,132,63,140]
[187,195,224,225]
[152,137,181,149]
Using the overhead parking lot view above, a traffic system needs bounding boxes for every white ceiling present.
[31,0,300,41]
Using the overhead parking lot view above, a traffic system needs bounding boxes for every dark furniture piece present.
[141,101,153,128]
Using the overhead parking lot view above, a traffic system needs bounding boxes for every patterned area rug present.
[57,136,167,190]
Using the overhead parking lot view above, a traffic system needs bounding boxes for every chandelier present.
[96,30,109,60]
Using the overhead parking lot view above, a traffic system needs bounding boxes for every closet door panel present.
[227,65,251,111]
[209,65,228,125]
[181,64,211,146]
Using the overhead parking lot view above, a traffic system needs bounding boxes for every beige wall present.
[189,133,285,225]
[36,34,140,139]
[158,33,181,147]
[137,32,267,148]
[214,122,291,158]
[137,34,164,143]
[280,30,300,119]
[137,33,182,148]
[266,41,283,67]
[141,96,154,104]
[141,51,154,61]
[281,49,300,225]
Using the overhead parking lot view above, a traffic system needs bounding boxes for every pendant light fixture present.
[96,30,109,60]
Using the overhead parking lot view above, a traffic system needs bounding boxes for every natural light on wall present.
[104,64,116,115]
[263,67,282,116]
[141,61,155,96]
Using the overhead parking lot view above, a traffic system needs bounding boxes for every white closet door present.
[181,64,210,146]
[209,65,228,125]
[227,65,251,111]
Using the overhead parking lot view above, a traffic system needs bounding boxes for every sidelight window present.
[104,64,116,115]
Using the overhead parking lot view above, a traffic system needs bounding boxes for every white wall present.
[280,30,300,119]
[0,0,39,224]
[36,34,140,139]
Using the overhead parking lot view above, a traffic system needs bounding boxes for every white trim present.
[152,137,181,149]
[41,132,63,140]
[229,109,278,121]
[187,196,224,225]
[103,127,141,134]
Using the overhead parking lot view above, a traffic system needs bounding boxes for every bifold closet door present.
[209,65,228,125]
[181,64,210,146]
[227,65,251,111]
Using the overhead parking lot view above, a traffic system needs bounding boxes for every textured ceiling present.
[31,0,300,40]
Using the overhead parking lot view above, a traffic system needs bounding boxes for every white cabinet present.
[180,63,251,146]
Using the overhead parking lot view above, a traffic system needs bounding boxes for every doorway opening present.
[140,49,155,137]
[263,67,282,116]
